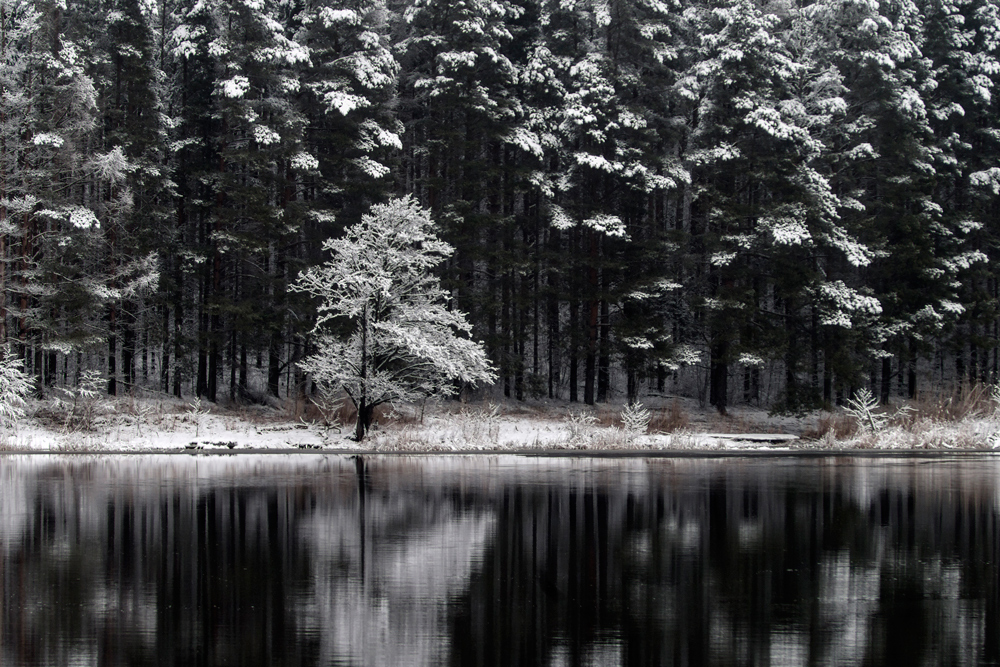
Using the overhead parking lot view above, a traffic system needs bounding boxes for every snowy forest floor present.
[2,391,1000,453]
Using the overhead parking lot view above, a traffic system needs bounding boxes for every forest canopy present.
[2,0,999,411]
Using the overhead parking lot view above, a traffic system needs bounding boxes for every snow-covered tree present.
[0,344,31,425]
[293,196,495,440]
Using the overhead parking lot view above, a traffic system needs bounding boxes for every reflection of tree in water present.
[0,457,498,667]
[0,457,996,666]
[294,457,496,667]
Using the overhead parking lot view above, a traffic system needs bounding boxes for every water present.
[0,453,997,666]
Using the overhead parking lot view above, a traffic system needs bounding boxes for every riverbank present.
[2,393,998,453]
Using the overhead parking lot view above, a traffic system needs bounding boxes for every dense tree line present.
[2,0,999,411]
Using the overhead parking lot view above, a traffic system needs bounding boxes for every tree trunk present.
[880,356,892,405]
[598,297,610,403]
[710,339,728,415]
[584,231,598,406]
[268,334,281,398]
[355,304,371,440]
[122,305,135,391]
[547,228,560,399]
[626,365,638,405]
[355,401,375,441]
[108,303,117,396]
[238,340,247,399]
[229,330,237,402]
[823,356,832,406]
[908,339,917,399]
[569,298,578,403]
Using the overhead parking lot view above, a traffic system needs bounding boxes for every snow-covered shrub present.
[844,388,886,435]
[55,369,105,432]
[0,351,33,427]
[186,397,210,438]
[844,389,915,439]
[307,386,344,435]
[566,411,598,442]
[620,402,651,436]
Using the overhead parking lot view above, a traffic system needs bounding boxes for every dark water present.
[0,454,997,666]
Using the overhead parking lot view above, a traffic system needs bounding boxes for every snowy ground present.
[1,395,998,453]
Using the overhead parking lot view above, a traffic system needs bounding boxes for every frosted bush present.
[54,369,104,432]
[0,351,33,427]
[844,388,886,434]
[566,411,598,442]
[621,402,651,435]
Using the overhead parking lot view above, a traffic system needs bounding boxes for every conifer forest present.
[3,0,1000,412]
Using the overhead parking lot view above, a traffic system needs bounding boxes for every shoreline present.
[1,447,997,457]
[3,394,998,454]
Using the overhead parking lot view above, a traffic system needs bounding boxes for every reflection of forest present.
[0,455,996,666]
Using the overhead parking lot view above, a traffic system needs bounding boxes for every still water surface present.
[0,454,997,666]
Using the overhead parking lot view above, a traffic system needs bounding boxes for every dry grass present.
[649,400,690,433]
[906,384,997,422]
[803,412,858,440]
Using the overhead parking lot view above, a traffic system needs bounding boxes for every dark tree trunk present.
[229,330,237,402]
[969,323,979,386]
[908,339,917,399]
[626,365,638,405]
[108,304,117,396]
[122,320,135,392]
[584,337,596,405]
[239,342,248,399]
[569,298,578,403]
[196,307,207,398]
[880,356,892,405]
[547,229,560,399]
[598,298,610,403]
[122,300,135,391]
[45,350,55,388]
[161,306,170,394]
[823,357,833,406]
[355,401,376,441]
[709,339,728,415]
[207,322,218,402]
[584,231,598,406]
[172,296,182,398]
[516,261,527,401]
[268,334,281,398]
[956,337,965,388]
[502,265,511,398]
